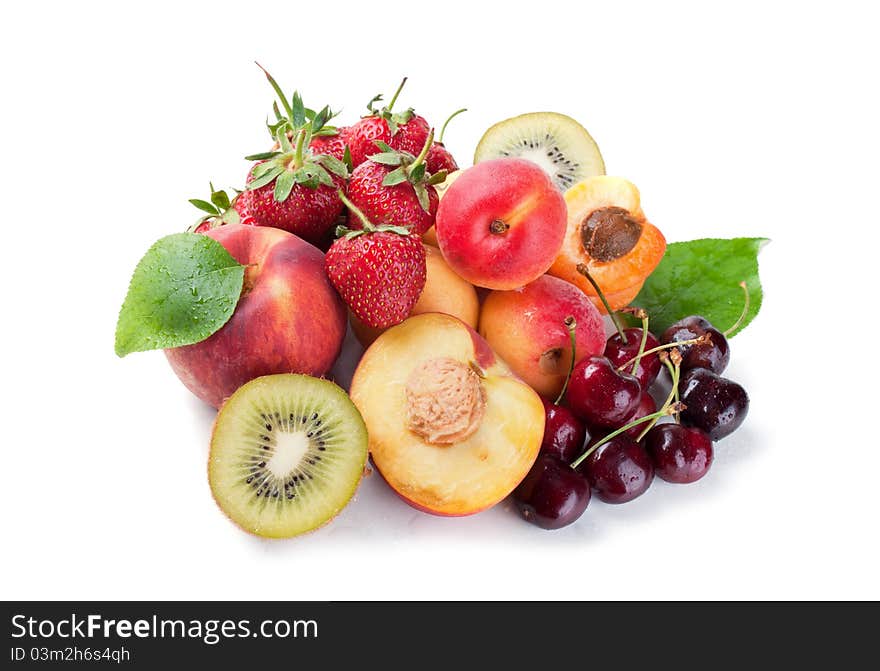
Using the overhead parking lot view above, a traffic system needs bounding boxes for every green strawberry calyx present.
[243,64,349,202]
[336,190,413,239]
[364,77,415,136]
[367,128,445,212]
[186,183,241,231]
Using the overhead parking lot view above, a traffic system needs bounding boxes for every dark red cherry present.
[541,399,588,463]
[513,454,591,529]
[679,368,749,441]
[644,423,714,483]
[566,356,642,428]
[604,328,662,389]
[623,392,657,439]
[576,435,654,504]
[661,316,730,374]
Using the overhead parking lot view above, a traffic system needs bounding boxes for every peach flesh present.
[350,313,544,516]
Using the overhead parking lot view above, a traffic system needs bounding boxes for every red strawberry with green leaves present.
[426,108,466,175]
[347,78,431,168]
[346,129,445,236]
[237,66,349,244]
[187,183,252,233]
[325,192,427,328]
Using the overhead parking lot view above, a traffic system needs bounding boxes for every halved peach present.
[350,244,480,347]
[350,313,544,516]
[548,176,665,313]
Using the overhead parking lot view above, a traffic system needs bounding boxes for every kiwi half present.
[208,374,368,539]
[474,111,605,191]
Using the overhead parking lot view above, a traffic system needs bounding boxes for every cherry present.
[661,316,730,374]
[566,356,642,428]
[644,423,713,483]
[541,399,587,463]
[623,392,657,440]
[604,328,662,389]
[575,434,654,504]
[679,368,749,441]
[513,454,591,529]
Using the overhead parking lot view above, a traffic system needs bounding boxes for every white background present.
[2,1,877,600]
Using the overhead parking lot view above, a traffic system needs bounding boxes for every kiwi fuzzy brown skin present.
[208,374,368,539]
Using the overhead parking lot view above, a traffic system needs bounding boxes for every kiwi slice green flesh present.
[474,111,605,192]
[209,374,368,539]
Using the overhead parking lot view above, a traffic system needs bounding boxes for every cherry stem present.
[576,264,627,344]
[615,333,711,372]
[438,108,467,143]
[554,316,578,406]
[408,127,434,175]
[724,281,751,337]
[630,315,650,378]
[386,77,408,112]
[569,402,685,470]
[337,189,375,232]
[636,352,681,441]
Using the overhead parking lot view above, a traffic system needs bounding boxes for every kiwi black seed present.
[208,374,368,539]
[473,111,605,192]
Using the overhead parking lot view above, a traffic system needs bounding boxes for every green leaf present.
[367,152,404,166]
[366,93,383,113]
[629,237,768,337]
[220,208,240,225]
[409,163,426,183]
[244,151,281,161]
[291,91,306,127]
[273,170,296,201]
[343,145,353,172]
[293,164,333,188]
[115,233,245,357]
[382,167,408,186]
[247,165,285,190]
[413,183,430,212]
[189,199,219,215]
[314,154,349,178]
[427,170,448,185]
[374,141,394,153]
[211,189,230,211]
[312,105,331,133]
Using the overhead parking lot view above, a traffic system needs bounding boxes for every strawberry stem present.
[290,129,307,170]
[337,189,375,232]
[438,108,467,143]
[386,77,408,112]
[408,127,435,175]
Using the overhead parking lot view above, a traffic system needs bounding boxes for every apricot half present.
[548,176,666,313]
[350,244,480,347]
[350,313,545,516]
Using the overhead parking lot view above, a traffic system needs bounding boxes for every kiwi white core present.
[267,430,309,479]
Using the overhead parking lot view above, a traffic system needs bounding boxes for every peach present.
[350,313,544,516]
[165,224,347,407]
[435,158,567,290]
[479,275,606,399]
[548,176,666,313]
[350,244,479,347]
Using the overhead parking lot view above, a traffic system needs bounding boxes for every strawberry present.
[308,128,348,162]
[239,66,349,244]
[325,192,427,328]
[425,108,466,175]
[347,78,431,168]
[345,129,443,236]
[187,183,252,233]
[426,142,458,175]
